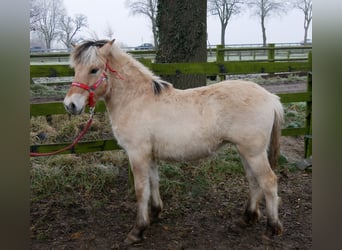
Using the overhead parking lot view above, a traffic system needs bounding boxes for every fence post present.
[304,51,312,158]
[268,43,275,62]
[216,45,225,81]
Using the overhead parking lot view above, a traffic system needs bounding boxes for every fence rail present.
[30,44,312,64]
[30,44,312,157]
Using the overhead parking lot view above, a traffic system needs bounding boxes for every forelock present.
[70,40,110,67]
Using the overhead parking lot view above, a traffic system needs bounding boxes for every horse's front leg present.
[124,154,151,245]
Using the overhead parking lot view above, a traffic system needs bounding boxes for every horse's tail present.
[268,96,284,169]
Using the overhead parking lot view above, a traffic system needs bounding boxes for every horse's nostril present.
[64,101,83,115]
[70,102,76,110]
[64,101,77,114]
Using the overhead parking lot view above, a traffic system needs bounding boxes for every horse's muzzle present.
[64,102,84,115]
[63,94,86,115]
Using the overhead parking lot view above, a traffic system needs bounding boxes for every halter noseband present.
[71,63,125,107]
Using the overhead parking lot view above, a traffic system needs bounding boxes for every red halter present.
[30,64,124,157]
[71,63,125,107]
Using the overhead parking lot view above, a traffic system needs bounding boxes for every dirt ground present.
[30,81,311,249]
[30,135,311,250]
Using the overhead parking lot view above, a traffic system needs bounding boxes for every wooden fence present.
[30,44,312,157]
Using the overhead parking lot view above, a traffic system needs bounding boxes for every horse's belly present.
[152,132,222,161]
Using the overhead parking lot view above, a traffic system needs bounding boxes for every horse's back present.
[185,80,280,127]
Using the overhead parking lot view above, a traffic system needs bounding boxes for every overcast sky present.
[63,0,312,47]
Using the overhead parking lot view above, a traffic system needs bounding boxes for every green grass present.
[283,102,306,129]
[30,151,127,200]
[157,144,244,200]
[30,143,246,203]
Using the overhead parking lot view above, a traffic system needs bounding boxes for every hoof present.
[150,205,162,223]
[124,234,143,245]
[235,217,250,228]
[241,208,260,226]
[265,219,283,237]
[124,227,146,245]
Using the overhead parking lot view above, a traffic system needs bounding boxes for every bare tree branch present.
[248,0,289,46]
[103,24,115,40]
[59,14,88,48]
[30,0,41,30]
[208,0,244,45]
[32,0,66,50]
[126,0,158,48]
[292,0,312,44]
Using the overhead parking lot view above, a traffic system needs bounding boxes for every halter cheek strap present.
[105,63,125,80]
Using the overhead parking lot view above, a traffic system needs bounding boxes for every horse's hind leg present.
[239,153,263,225]
[238,147,283,236]
[149,162,163,221]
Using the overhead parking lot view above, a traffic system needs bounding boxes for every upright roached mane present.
[64,39,284,245]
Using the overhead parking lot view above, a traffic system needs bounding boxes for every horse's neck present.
[111,46,155,77]
[104,54,154,119]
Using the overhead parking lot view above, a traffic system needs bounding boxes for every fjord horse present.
[63,39,284,244]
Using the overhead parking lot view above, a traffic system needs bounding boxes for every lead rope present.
[29,107,95,157]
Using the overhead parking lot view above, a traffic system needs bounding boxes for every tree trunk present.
[304,28,308,44]
[261,15,266,47]
[261,17,266,47]
[221,22,226,46]
[261,17,267,46]
[152,21,158,49]
[303,17,310,44]
[156,0,207,89]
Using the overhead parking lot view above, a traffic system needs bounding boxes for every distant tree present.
[208,0,244,45]
[103,24,115,40]
[59,14,88,49]
[156,0,207,89]
[87,30,100,40]
[293,0,312,44]
[248,0,288,46]
[30,0,41,31]
[32,0,66,50]
[126,0,158,48]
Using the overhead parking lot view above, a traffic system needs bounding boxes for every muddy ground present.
[30,137,312,250]
[30,137,311,250]
[30,81,311,249]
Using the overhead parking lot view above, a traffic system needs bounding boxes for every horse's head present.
[63,39,114,115]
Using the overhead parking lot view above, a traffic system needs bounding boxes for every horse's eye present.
[90,68,99,74]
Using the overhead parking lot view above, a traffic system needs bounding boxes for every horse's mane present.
[70,39,172,95]
[70,40,108,67]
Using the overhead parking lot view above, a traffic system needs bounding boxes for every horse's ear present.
[98,39,115,56]
[71,43,77,49]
